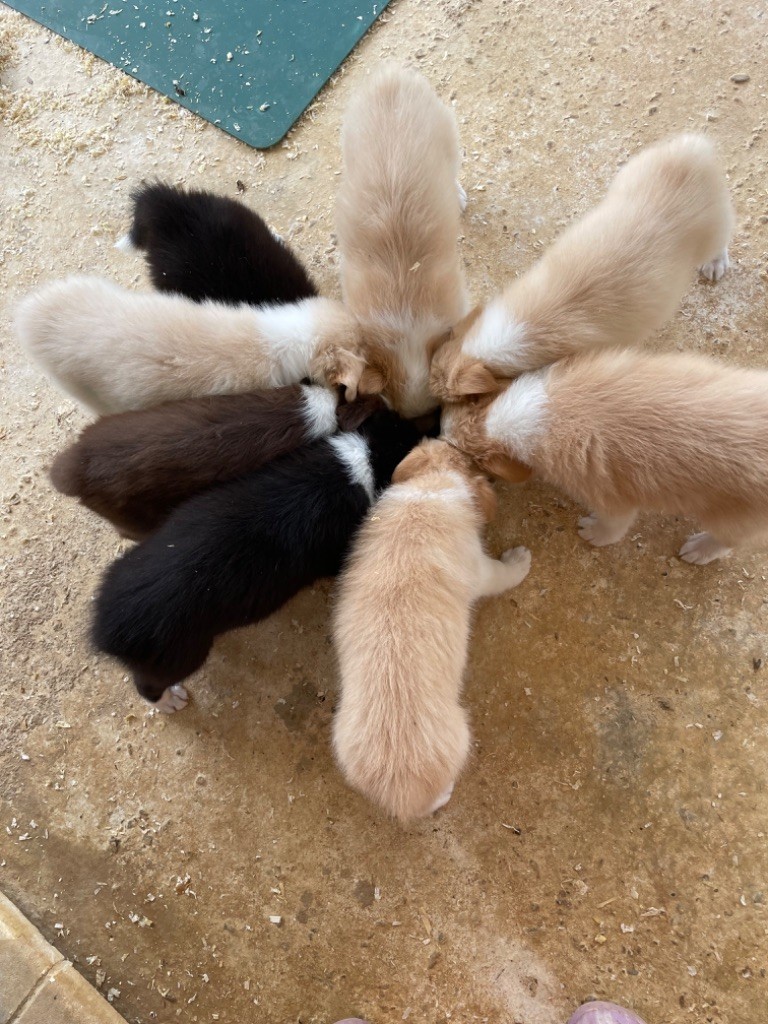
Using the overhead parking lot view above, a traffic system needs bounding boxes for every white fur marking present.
[485,368,550,462]
[329,433,375,502]
[300,385,337,439]
[699,248,730,283]
[463,299,529,368]
[259,300,321,386]
[269,226,285,245]
[427,782,454,815]
[456,180,468,213]
[155,683,189,714]
[679,531,732,565]
[114,233,136,253]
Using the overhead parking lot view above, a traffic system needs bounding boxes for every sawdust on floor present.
[1,2,767,1022]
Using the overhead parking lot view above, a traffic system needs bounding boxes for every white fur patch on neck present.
[329,433,375,502]
[300,385,338,439]
[463,299,529,371]
[485,368,550,461]
[257,299,321,386]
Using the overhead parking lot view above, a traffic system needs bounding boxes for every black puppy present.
[92,406,424,711]
[120,182,317,306]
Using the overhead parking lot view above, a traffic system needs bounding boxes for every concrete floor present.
[1,1,767,1022]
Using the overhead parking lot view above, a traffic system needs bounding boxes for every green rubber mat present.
[8,1,392,148]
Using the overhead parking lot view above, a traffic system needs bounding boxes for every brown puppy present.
[332,438,531,821]
[430,134,733,401]
[50,385,377,539]
[335,64,469,417]
[441,350,768,564]
[15,276,367,414]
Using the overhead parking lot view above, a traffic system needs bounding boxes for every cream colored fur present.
[15,276,363,414]
[431,133,733,401]
[332,439,531,821]
[442,350,768,564]
[336,64,470,417]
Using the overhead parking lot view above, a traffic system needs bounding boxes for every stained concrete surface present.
[1,2,767,1022]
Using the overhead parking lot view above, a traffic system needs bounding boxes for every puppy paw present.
[501,545,532,583]
[699,248,730,283]
[154,683,189,714]
[456,180,468,213]
[427,782,454,815]
[578,513,629,547]
[679,531,732,565]
[269,226,285,246]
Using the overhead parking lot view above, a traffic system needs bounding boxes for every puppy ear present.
[473,476,498,522]
[482,452,532,483]
[328,348,367,402]
[451,361,501,398]
[335,394,385,433]
[358,364,387,396]
[391,444,430,485]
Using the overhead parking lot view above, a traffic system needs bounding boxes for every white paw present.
[699,248,730,282]
[578,513,627,547]
[427,782,454,815]
[269,226,285,246]
[679,531,732,565]
[114,233,136,253]
[501,545,532,583]
[154,683,189,714]
[456,180,468,213]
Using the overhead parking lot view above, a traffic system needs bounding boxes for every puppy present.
[332,438,531,821]
[49,383,358,539]
[335,63,469,417]
[15,276,367,414]
[431,134,733,400]
[118,182,317,306]
[91,405,425,710]
[442,349,768,564]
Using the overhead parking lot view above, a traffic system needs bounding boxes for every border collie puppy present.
[333,438,530,821]
[50,384,349,539]
[430,133,733,401]
[441,349,768,565]
[118,182,317,306]
[334,64,469,417]
[91,405,425,712]
[15,276,368,414]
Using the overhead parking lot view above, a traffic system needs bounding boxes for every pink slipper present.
[567,1002,647,1024]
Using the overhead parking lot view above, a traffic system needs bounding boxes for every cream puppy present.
[332,439,531,821]
[335,64,469,417]
[15,276,367,414]
[442,349,768,565]
[431,133,733,400]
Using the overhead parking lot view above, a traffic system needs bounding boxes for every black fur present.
[91,408,424,703]
[128,182,317,306]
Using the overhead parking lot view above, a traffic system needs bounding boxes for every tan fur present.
[431,133,733,401]
[15,276,363,414]
[332,439,531,821]
[336,64,470,417]
[443,350,768,562]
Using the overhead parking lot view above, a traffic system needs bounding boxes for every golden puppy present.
[332,438,531,821]
[442,349,768,564]
[335,64,469,417]
[431,134,733,401]
[15,276,367,414]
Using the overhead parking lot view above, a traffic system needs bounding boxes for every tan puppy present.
[332,439,531,821]
[431,134,733,401]
[15,276,367,414]
[442,349,768,565]
[335,64,469,417]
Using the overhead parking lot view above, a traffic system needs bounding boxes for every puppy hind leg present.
[699,247,730,283]
[578,510,637,547]
[474,546,531,598]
